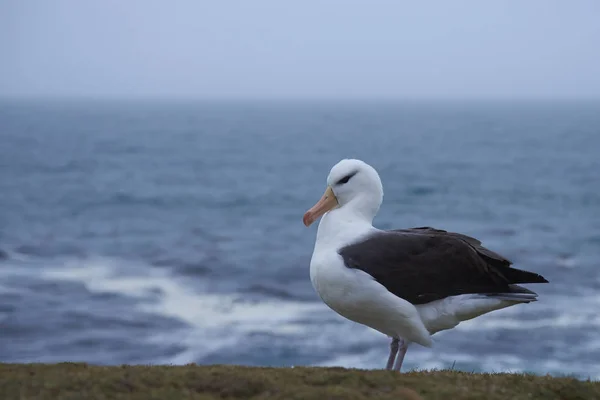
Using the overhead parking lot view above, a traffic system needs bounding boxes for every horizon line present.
[1,95,600,103]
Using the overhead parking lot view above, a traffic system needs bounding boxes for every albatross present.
[303,159,548,371]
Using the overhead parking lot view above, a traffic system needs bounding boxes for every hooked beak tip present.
[302,212,313,227]
[302,186,338,228]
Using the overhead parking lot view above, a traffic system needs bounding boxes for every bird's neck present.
[314,206,374,251]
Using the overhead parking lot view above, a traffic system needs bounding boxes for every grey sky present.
[1,0,599,99]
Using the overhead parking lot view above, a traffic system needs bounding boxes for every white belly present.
[309,253,519,347]
[309,253,433,347]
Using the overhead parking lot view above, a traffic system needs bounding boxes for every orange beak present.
[303,186,339,227]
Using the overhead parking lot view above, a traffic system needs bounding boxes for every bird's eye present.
[336,172,356,185]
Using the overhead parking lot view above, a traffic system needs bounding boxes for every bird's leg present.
[385,337,399,370]
[392,339,409,372]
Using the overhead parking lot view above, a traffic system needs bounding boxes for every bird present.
[302,158,548,371]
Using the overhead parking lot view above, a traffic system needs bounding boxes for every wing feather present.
[339,227,547,305]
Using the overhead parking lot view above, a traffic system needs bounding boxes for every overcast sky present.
[1,0,599,99]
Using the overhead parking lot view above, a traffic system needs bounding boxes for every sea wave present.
[0,253,597,379]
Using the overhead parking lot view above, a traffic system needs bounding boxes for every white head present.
[303,159,384,227]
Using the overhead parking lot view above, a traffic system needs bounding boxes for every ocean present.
[0,99,599,378]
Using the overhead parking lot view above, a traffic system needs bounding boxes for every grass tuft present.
[0,363,597,400]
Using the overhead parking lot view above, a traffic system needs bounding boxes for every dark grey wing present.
[391,227,512,266]
[338,229,548,305]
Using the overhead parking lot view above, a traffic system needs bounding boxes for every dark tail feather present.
[499,266,548,284]
[507,284,539,295]
[475,284,540,303]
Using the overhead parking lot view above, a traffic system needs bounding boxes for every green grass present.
[0,363,598,400]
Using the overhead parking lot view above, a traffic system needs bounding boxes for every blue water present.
[0,99,599,378]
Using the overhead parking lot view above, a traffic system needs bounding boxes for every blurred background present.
[1,0,599,378]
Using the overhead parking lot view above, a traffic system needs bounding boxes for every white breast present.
[307,209,434,346]
[309,241,433,347]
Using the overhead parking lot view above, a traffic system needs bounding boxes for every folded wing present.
[338,227,548,305]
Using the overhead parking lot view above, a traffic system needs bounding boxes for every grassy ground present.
[0,363,597,400]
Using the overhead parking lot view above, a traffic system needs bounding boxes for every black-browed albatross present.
[302,159,548,371]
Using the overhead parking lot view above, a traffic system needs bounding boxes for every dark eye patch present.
[336,171,357,185]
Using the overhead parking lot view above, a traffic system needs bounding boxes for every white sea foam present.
[41,256,327,364]
[36,256,600,378]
